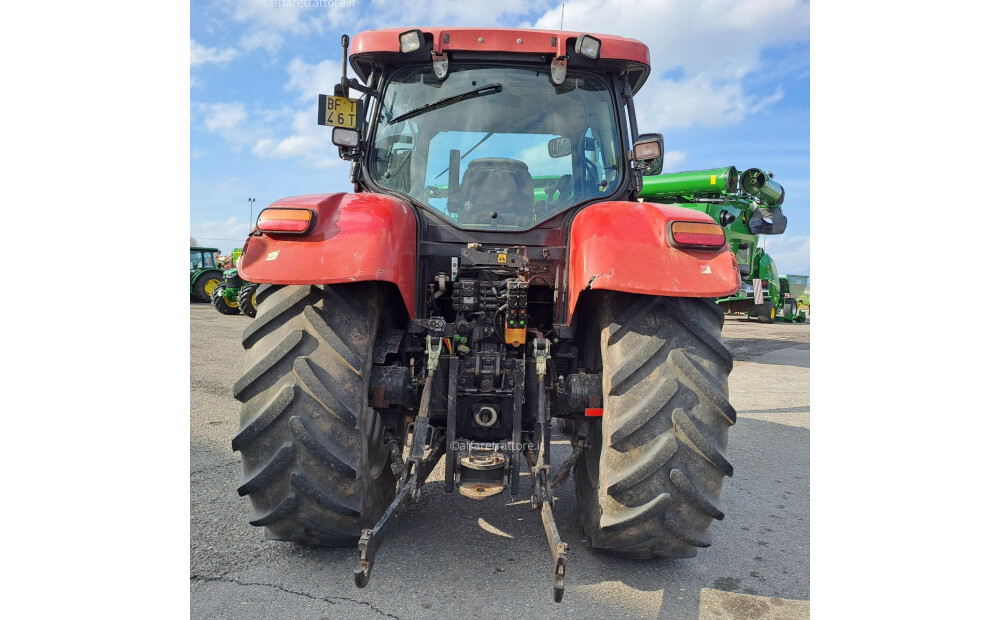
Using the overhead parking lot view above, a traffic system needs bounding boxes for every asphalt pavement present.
[190,303,810,619]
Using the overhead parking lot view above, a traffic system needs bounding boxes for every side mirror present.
[333,127,361,160]
[633,133,664,176]
[548,136,572,158]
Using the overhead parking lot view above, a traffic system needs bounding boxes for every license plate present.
[318,94,358,128]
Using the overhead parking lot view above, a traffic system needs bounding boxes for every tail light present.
[256,208,315,234]
[669,221,726,248]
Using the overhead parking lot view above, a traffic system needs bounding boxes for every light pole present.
[248,197,256,228]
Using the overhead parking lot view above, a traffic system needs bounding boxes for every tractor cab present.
[332,28,661,231]
[190,247,218,271]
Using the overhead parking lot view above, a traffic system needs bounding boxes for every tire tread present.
[575,292,735,559]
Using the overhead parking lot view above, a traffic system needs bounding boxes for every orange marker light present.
[670,221,726,248]
[257,208,315,234]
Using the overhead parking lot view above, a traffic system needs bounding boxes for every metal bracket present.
[534,337,550,378]
[524,359,568,603]
[354,334,445,588]
[425,335,443,373]
[354,478,415,588]
[541,491,569,603]
[553,422,589,487]
[354,432,445,588]
[532,452,569,602]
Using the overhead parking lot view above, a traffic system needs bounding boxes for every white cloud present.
[534,1,807,77]
[240,29,284,54]
[532,0,807,131]
[252,106,345,168]
[230,58,364,167]
[212,0,329,62]
[334,0,535,31]
[636,76,746,130]
[285,57,341,101]
[195,92,330,164]
[749,86,785,114]
[195,102,273,153]
[758,234,810,275]
[190,39,239,66]
[635,76,784,131]
[228,0,319,32]
[252,135,312,159]
[202,102,248,132]
[662,150,686,171]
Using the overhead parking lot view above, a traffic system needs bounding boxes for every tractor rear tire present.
[193,270,224,303]
[212,285,241,315]
[232,282,397,545]
[238,282,259,317]
[575,293,736,559]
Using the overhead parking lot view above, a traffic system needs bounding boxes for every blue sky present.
[191,0,810,274]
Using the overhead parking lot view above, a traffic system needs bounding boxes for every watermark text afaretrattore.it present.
[259,0,357,8]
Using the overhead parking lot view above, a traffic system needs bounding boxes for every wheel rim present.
[770,306,776,319]
[224,294,238,308]
[205,278,221,297]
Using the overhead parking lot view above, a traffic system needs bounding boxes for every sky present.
[190,0,811,275]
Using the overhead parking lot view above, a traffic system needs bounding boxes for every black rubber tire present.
[212,285,241,315]
[574,293,736,559]
[231,282,397,545]
[755,301,775,324]
[238,282,259,317]
[193,270,224,303]
[786,299,798,321]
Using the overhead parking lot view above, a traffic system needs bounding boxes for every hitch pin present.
[534,338,550,378]
[425,334,443,373]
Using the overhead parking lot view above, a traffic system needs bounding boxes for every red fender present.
[238,193,417,318]
[566,201,740,323]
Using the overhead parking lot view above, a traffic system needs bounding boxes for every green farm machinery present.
[639,167,807,323]
[210,249,259,317]
[778,274,809,323]
[190,246,224,303]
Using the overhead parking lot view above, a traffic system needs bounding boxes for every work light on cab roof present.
[397,29,603,83]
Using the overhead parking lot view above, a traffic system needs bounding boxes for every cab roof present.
[349,27,651,93]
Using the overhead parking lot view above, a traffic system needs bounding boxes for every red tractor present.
[233,28,740,602]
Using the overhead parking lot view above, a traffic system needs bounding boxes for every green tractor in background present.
[639,167,807,323]
[190,246,224,303]
[210,249,260,317]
